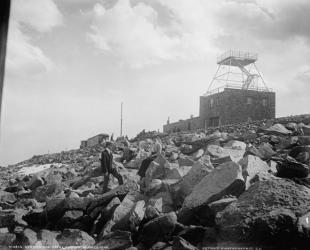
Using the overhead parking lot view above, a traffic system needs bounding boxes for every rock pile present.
[1,114,310,249]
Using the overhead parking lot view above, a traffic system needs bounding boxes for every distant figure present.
[154,137,163,156]
[137,138,162,178]
[101,141,123,192]
[110,133,114,141]
[121,138,135,163]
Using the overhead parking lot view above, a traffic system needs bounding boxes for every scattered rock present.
[238,155,270,189]
[140,212,177,246]
[172,236,198,250]
[179,161,245,224]
[96,230,133,250]
[27,175,45,190]
[37,229,60,249]
[0,190,17,204]
[128,200,145,232]
[2,115,310,248]
[0,233,16,249]
[177,225,207,246]
[56,210,84,229]
[208,197,237,215]
[87,180,139,213]
[174,156,213,206]
[23,228,38,246]
[99,192,141,237]
[56,229,95,247]
[265,123,292,135]
[216,178,310,247]
[147,191,174,214]
[276,156,309,178]
[302,125,310,135]
[289,146,310,165]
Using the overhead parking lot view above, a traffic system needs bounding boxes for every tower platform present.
[217,50,257,67]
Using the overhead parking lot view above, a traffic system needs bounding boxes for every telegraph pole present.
[120,102,123,136]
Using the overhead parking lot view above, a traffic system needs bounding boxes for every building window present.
[246,97,253,105]
[262,99,267,106]
[210,98,214,108]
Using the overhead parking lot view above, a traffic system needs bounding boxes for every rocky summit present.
[1,114,310,249]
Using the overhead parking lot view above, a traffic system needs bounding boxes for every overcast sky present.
[1,0,310,166]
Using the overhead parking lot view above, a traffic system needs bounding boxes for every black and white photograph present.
[0,0,310,249]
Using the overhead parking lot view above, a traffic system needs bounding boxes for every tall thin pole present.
[0,0,11,127]
[120,102,123,136]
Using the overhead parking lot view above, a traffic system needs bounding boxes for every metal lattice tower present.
[205,50,271,95]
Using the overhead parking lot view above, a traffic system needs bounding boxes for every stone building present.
[80,133,109,148]
[163,51,276,133]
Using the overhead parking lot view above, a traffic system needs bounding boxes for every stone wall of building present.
[163,116,204,133]
[163,88,275,133]
[199,88,275,126]
[80,134,109,148]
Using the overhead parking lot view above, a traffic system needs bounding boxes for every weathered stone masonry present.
[163,88,275,133]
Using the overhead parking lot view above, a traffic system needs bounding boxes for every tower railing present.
[204,84,273,96]
[217,50,258,64]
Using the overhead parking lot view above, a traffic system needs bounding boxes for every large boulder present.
[144,155,168,186]
[207,143,245,162]
[276,156,309,179]
[245,143,276,160]
[208,197,237,215]
[44,169,63,185]
[99,192,142,237]
[56,229,95,247]
[0,210,25,228]
[26,175,44,190]
[173,156,214,207]
[0,233,16,250]
[36,229,60,249]
[172,236,198,250]
[89,197,121,221]
[238,155,270,189]
[0,190,17,204]
[128,200,145,233]
[22,228,38,246]
[140,212,177,246]
[33,183,68,202]
[147,191,174,214]
[96,230,132,250]
[224,140,246,151]
[164,163,191,180]
[177,225,208,247]
[265,123,292,135]
[289,146,310,165]
[297,211,310,242]
[87,180,139,213]
[45,197,92,222]
[56,210,84,229]
[302,125,310,135]
[258,142,276,159]
[179,161,245,224]
[23,208,46,228]
[90,197,121,236]
[216,178,310,248]
[178,155,195,167]
[298,136,310,146]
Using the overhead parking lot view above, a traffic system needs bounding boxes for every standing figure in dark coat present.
[101,141,123,192]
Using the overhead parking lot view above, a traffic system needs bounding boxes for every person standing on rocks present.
[121,138,135,163]
[154,137,163,156]
[101,141,124,192]
[137,137,163,179]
